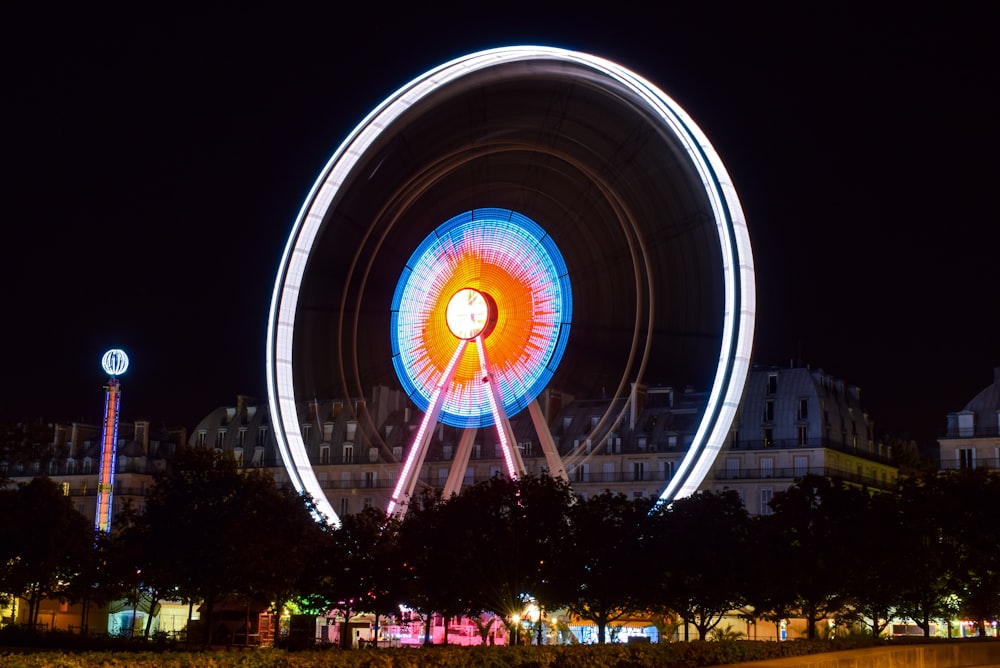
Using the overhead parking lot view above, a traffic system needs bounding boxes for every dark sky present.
[4,4,997,448]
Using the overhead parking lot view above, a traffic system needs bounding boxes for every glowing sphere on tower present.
[101,349,129,377]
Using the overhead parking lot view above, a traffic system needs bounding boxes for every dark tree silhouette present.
[0,477,92,629]
[560,490,652,643]
[651,490,752,640]
[765,476,859,639]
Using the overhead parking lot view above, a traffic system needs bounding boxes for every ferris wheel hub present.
[445,288,496,340]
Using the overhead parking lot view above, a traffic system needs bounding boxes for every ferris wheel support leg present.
[387,341,467,517]
[529,399,567,482]
[443,428,478,499]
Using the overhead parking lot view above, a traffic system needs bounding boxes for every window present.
[763,428,773,447]
[471,442,481,459]
[763,399,774,422]
[257,426,268,445]
[364,471,376,488]
[957,412,975,437]
[760,488,774,516]
[197,431,207,447]
[323,422,334,441]
[234,447,244,467]
[215,429,226,448]
[392,446,403,460]
[61,481,70,496]
[798,398,808,420]
[368,448,379,463]
[339,498,349,516]
[237,428,247,447]
[463,467,474,485]
[793,455,808,477]
[319,445,330,464]
[442,444,453,460]
[603,462,615,482]
[797,425,808,446]
[632,461,645,481]
[302,423,312,440]
[251,447,265,466]
[760,458,774,478]
[767,373,778,395]
[661,460,676,480]
[573,463,589,483]
[343,443,354,464]
[959,448,976,469]
[726,458,740,480]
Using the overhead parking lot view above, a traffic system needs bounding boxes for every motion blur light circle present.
[101,349,129,377]
[266,46,755,527]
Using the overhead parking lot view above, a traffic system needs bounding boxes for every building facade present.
[938,367,1000,472]
[185,365,897,520]
[707,365,898,515]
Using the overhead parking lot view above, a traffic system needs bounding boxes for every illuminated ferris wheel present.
[267,46,755,526]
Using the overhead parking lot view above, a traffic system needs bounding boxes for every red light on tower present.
[96,348,128,533]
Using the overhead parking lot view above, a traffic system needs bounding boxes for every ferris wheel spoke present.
[387,339,468,517]
[476,336,526,479]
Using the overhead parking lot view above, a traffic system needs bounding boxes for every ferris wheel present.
[266,46,755,527]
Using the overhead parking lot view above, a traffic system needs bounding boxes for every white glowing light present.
[101,349,129,377]
[446,288,491,340]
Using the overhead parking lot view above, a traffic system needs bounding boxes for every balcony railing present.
[713,465,894,491]
[943,425,1000,439]
[938,458,1000,472]
[730,437,891,464]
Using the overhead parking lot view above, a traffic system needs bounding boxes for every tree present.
[745,511,800,641]
[303,505,402,648]
[61,529,124,635]
[650,490,753,640]
[941,469,1000,635]
[841,489,905,638]
[765,476,858,639]
[133,446,325,644]
[560,491,651,643]
[0,477,93,629]
[394,488,453,645]
[444,474,575,633]
[887,474,956,637]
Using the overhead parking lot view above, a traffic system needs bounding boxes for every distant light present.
[101,349,129,377]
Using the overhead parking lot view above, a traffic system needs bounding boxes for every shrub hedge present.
[0,638,897,668]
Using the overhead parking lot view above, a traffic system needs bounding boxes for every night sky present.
[4,4,997,449]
